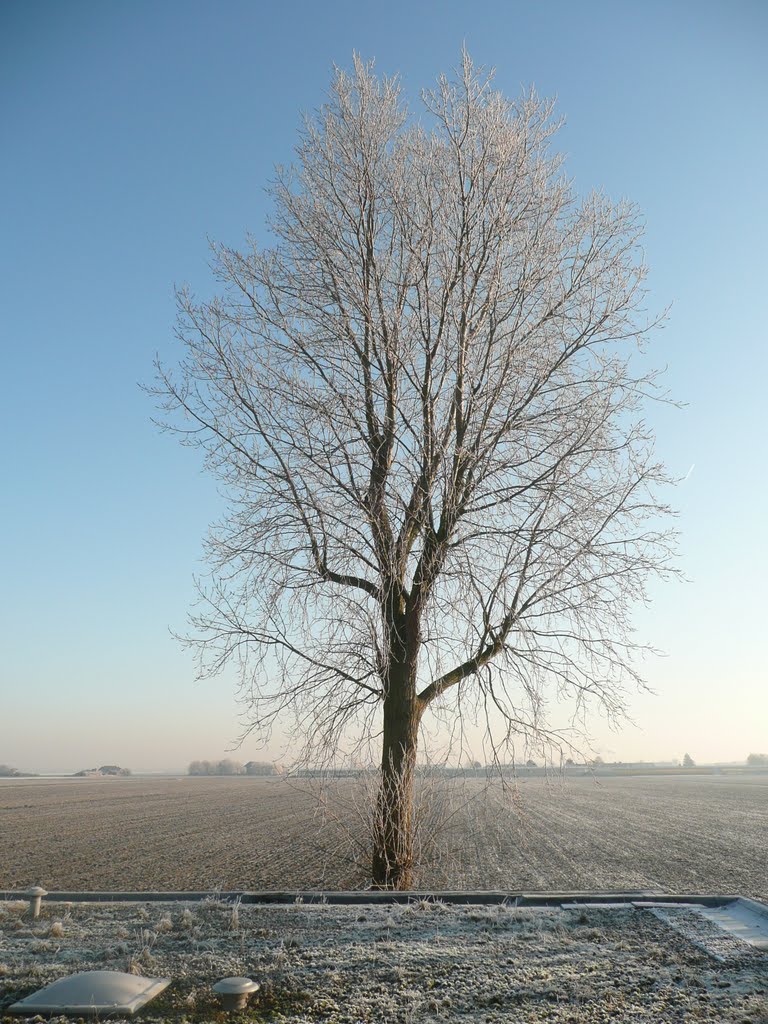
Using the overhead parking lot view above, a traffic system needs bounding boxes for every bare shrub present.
[310,764,504,889]
[198,891,229,926]
[176,907,195,931]
[228,897,241,932]
[0,900,29,920]
[127,927,157,975]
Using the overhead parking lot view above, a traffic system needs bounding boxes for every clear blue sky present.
[1,0,766,772]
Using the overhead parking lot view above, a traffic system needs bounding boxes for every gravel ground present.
[1,898,766,1023]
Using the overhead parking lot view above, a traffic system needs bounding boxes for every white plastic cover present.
[9,970,171,1016]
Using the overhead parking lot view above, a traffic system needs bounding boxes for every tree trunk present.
[371,667,423,889]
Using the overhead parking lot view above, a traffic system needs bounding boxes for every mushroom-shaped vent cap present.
[24,886,49,896]
[212,977,260,1011]
[213,977,260,995]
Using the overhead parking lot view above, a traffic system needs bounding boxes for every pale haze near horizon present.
[1,1,766,775]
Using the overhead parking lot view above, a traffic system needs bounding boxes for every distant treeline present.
[0,764,36,778]
[188,759,279,776]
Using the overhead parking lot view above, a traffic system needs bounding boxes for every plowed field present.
[1,774,765,898]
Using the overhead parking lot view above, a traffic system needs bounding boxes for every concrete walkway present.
[697,898,768,950]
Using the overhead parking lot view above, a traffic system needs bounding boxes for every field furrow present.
[1,774,765,898]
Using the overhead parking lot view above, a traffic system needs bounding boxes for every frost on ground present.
[1,899,767,1023]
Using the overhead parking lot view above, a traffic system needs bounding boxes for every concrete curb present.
[3,889,765,910]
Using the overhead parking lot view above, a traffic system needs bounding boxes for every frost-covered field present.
[1,774,766,898]
[1,897,767,1023]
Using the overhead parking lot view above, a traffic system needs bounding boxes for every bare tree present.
[153,53,676,888]
[188,759,244,775]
